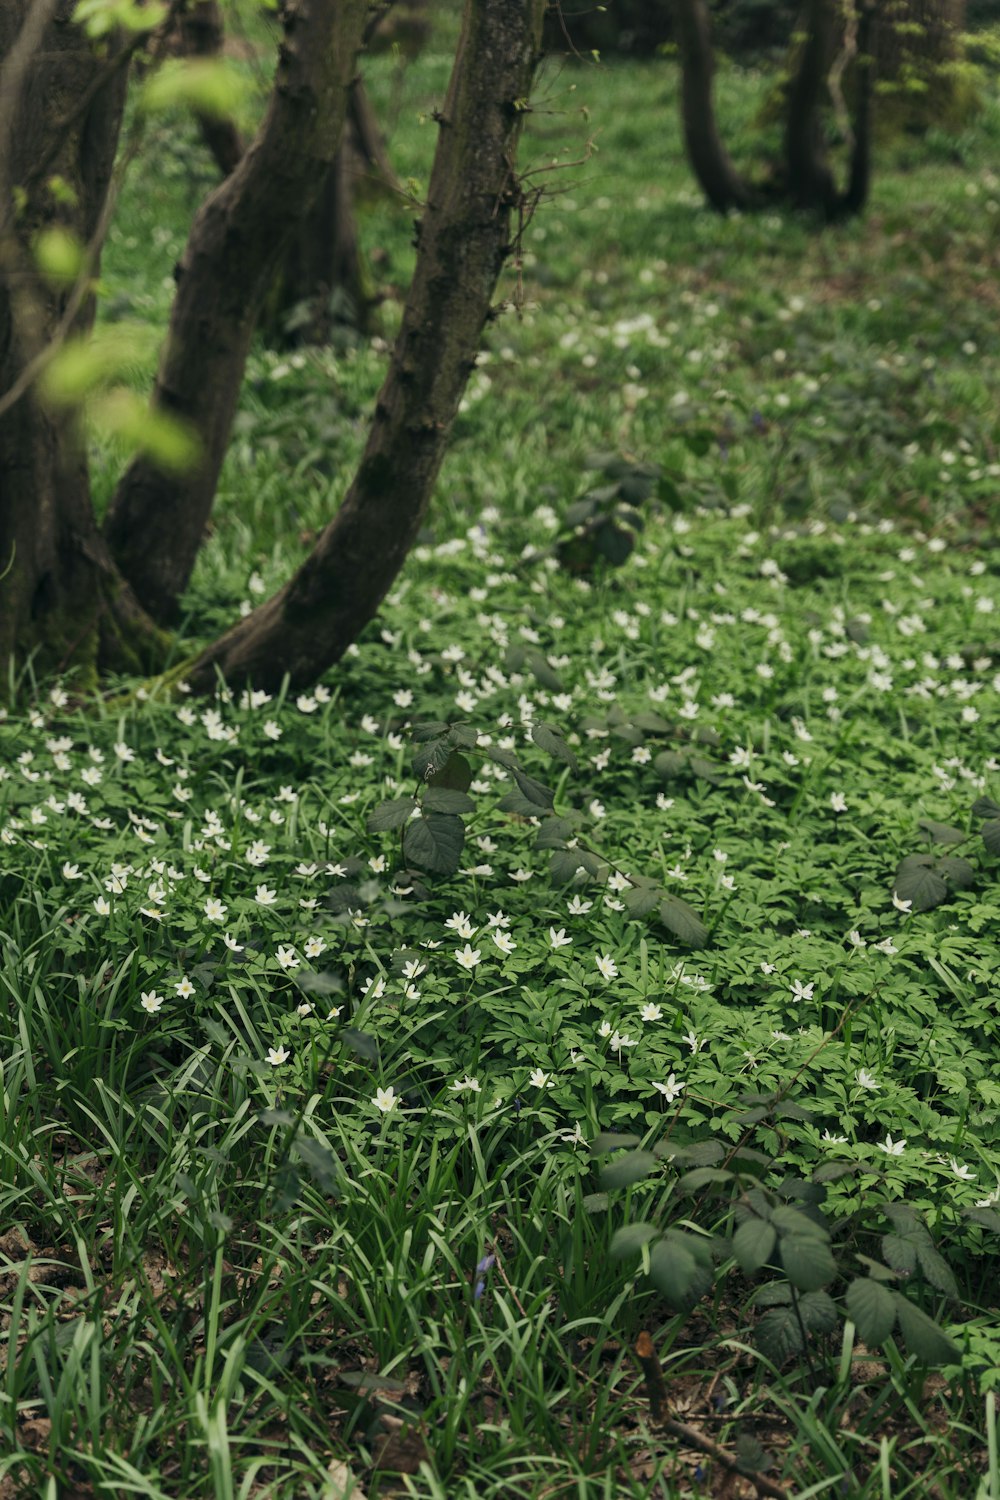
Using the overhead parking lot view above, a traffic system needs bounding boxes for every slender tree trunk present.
[786,0,876,220]
[0,4,165,681]
[179,0,244,178]
[103,0,368,625]
[785,0,841,215]
[184,0,548,694]
[674,0,758,213]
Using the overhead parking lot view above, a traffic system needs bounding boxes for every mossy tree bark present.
[184,0,548,694]
[674,0,758,213]
[0,2,165,681]
[102,0,368,626]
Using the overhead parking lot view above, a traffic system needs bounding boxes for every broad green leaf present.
[771,1205,828,1239]
[609,1223,661,1260]
[676,1167,734,1193]
[658,894,708,948]
[972,796,1000,820]
[421,787,475,814]
[294,1137,339,1195]
[293,971,343,996]
[525,651,565,691]
[622,883,662,918]
[799,1289,838,1333]
[402,812,464,874]
[893,1297,960,1364]
[914,1244,959,1299]
[893,855,947,911]
[882,1233,918,1277]
[412,737,451,780]
[367,797,417,832]
[600,1149,658,1189]
[510,766,554,809]
[592,1131,640,1152]
[733,1218,777,1275]
[531,722,578,769]
[935,855,974,889]
[981,819,1000,856]
[648,1235,709,1311]
[423,748,472,791]
[779,1233,836,1291]
[754,1305,802,1364]
[918,819,965,844]
[411,722,452,741]
[846,1278,897,1344]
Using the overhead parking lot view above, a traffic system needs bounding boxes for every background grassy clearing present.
[2,26,1000,1500]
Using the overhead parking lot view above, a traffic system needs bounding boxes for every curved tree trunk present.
[674,0,758,213]
[179,0,244,178]
[102,0,369,626]
[786,0,876,221]
[184,0,548,694]
[785,0,841,215]
[0,4,166,682]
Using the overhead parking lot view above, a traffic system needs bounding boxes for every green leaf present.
[622,882,662,919]
[846,1278,897,1345]
[293,971,343,996]
[600,1149,658,1189]
[510,766,554,809]
[882,1233,918,1277]
[893,1297,960,1364]
[972,796,1000,820]
[779,1234,836,1291]
[676,1167,734,1193]
[592,1131,640,1152]
[34,227,83,286]
[918,819,965,844]
[893,855,947,911]
[531,722,578,770]
[402,813,465,874]
[935,855,974,889]
[754,1305,802,1364]
[424,749,473,792]
[411,721,452,741]
[648,1235,710,1312]
[914,1244,959,1299]
[771,1205,828,1239]
[367,797,417,832]
[981,819,1000,855]
[421,786,475,814]
[657,894,708,948]
[799,1290,838,1333]
[550,848,588,884]
[525,651,565,692]
[733,1218,777,1275]
[609,1223,661,1260]
[413,737,451,780]
[294,1137,340,1195]
[140,57,251,119]
[654,750,687,779]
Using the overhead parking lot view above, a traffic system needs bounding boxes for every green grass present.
[3,21,1000,1500]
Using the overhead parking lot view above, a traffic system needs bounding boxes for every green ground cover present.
[2,27,1000,1500]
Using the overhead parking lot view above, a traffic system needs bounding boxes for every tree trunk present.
[785,0,875,220]
[178,0,244,178]
[102,0,368,626]
[785,0,841,215]
[184,0,547,694]
[0,3,166,682]
[260,84,377,347]
[674,0,758,213]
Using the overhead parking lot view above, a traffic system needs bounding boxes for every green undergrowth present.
[2,20,1000,1500]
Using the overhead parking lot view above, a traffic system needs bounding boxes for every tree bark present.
[102,0,368,625]
[184,0,548,694]
[674,0,758,213]
[785,0,875,220]
[0,3,166,681]
[178,0,244,178]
